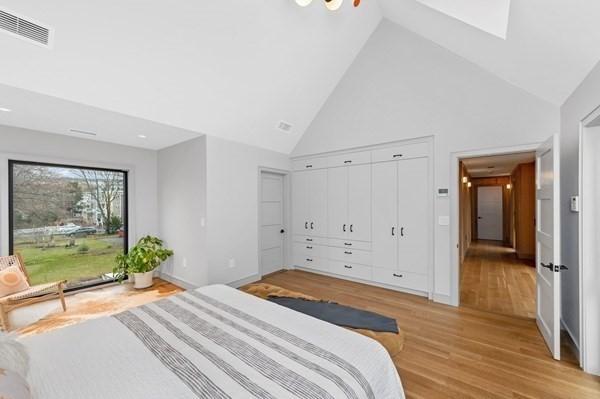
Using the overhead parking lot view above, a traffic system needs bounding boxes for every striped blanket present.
[23,285,404,399]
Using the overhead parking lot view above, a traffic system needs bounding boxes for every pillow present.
[0,368,31,399]
[0,266,30,298]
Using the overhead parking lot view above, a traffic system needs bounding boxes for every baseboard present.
[158,272,199,290]
[433,293,451,305]
[227,273,261,288]
[561,318,581,364]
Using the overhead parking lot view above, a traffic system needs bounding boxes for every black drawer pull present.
[393,273,404,278]
[393,154,403,158]
[305,222,308,230]
[344,265,353,269]
[349,224,353,233]
[392,227,395,236]
[343,224,346,232]
[306,238,313,242]
[344,251,353,255]
[306,165,313,168]
[344,160,352,164]
[306,258,313,262]
[310,222,314,230]
[306,246,313,249]
[344,242,352,246]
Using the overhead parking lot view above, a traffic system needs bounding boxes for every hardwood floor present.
[461,240,536,319]
[257,270,600,399]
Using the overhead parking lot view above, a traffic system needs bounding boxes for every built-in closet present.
[291,139,433,296]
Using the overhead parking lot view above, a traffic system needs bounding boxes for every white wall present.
[0,125,159,254]
[293,21,559,302]
[560,59,600,353]
[205,136,290,286]
[157,136,208,288]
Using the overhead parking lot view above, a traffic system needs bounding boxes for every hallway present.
[460,240,536,319]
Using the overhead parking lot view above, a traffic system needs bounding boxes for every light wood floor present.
[258,269,600,399]
[461,240,536,319]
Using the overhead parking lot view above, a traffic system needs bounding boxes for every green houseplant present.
[113,236,174,289]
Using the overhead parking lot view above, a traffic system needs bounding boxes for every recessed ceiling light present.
[137,134,147,139]
[0,107,12,112]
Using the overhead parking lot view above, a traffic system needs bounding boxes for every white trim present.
[449,142,541,307]
[579,105,600,375]
[258,167,291,277]
[0,151,138,257]
[158,272,199,291]
[561,318,581,363]
[227,273,261,289]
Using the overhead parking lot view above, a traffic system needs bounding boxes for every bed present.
[22,284,405,399]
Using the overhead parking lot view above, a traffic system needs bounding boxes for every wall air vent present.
[0,8,53,47]
[278,121,293,133]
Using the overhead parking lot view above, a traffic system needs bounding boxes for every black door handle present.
[541,262,554,271]
[559,265,568,271]
[343,224,346,232]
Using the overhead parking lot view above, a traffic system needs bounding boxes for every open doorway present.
[459,152,536,318]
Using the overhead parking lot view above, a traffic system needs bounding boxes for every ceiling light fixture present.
[295,0,361,11]
[0,107,11,112]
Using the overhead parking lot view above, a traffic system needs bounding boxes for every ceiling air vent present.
[0,8,53,47]
[278,121,293,133]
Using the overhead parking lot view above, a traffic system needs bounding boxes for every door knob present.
[540,262,554,271]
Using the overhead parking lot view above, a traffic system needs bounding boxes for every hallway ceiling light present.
[467,182,472,188]
[462,176,468,184]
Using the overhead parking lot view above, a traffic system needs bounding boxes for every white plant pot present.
[133,271,154,289]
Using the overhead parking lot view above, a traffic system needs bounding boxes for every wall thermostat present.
[438,188,449,197]
[570,196,580,212]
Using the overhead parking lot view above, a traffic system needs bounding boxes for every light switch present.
[438,216,450,226]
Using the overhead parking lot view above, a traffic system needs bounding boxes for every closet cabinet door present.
[397,157,429,275]
[372,161,398,270]
[348,164,372,242]
[327,167,348,240]
[292,172,310,235]
[309,169,328,237]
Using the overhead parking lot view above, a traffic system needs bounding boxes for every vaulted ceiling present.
[1,1,599,152]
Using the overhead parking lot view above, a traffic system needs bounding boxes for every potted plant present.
[113,236,174,289]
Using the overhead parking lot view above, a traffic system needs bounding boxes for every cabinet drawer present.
[326,151,371,168]
[327,238,371,251]
[293,235,327,245]
[292,157,328,171]
[300,257,328,272]
[293,242,325,258]
[329,260,372,281]
[372,268,428,292]
[371,142,429,163]
[328,247,371,266]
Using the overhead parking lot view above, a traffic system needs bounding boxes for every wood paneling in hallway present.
[461,240,535,319]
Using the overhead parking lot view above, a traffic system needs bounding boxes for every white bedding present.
[22,284,404,399]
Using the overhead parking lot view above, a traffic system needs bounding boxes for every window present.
[9,161,128,291]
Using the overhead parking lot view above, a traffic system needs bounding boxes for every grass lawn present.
[15,235,124,287]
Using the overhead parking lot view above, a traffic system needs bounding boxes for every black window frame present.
[8,159,129,292]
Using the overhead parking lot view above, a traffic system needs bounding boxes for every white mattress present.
[23,284,404,399]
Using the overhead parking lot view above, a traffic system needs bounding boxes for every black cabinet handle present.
[393,154,403,158]
[400,227,404,237]
[344,265,353,269]
[305,222,308,230]
[343,224,346,232]
[306,238,313,242]
[306,258,313,262]
[344,251,353,255]
[344,160,352,164]
[392,227,395,236]
[310,222,314,230]
[306,246,313,249]
[344,242,352,246]
[306,165,313,169]
[393,273,404,278]
[350,224,353,233]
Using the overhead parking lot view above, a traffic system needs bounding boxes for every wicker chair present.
[0,254,66,331]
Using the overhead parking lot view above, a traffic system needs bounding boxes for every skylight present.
[416,0,511,39]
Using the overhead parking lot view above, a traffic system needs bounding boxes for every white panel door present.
[372,161,398,270]
[477,186,503,241]
[260,173,285,275]
[536,135,562,360]
[397,157,429,274]
[348,164,372,242]
[328,167,349,239]
[309,169,328,237]
[292,172,310,235]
